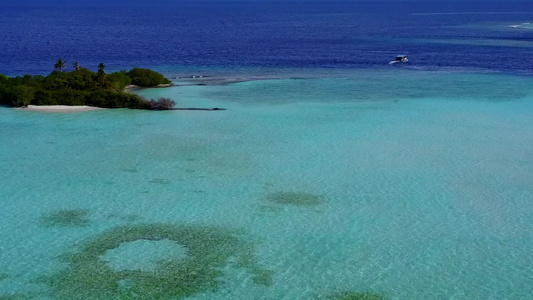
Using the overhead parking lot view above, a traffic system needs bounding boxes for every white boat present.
[389,55,409,64]
[396,55,408,62]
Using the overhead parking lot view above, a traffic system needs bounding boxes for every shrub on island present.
[107,70,132,91]
[8,85,35,107]
[0,61,173,110]
[148,97,176,110]
[127,68,171,87]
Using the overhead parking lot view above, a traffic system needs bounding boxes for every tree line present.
[0,59,175,109]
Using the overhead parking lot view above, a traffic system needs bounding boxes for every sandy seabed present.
[17,105,105,112]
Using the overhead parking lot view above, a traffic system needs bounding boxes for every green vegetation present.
[41,209,91,227]
[0,60,174,109]
[127,68,171,87]
[39,223,272,300]
[54,58,66,73]
[266,192,326,206]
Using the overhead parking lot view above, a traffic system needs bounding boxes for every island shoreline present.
[16,105,106,112]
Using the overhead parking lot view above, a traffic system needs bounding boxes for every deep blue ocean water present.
[1,1,532,76]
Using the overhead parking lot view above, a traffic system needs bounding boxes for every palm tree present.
[97,62,106,85]
[73,61,80,71]
[97,62,105,74]
[54,58,66,72]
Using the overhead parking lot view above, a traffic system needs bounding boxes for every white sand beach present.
[124,84,140,93]
[17,105,105,112]
[124,84,172,93]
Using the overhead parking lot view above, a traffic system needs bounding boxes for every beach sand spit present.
[17,105,105,112]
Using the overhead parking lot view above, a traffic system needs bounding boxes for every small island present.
[0,59,175,110]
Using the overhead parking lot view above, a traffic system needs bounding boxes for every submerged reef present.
[332,291,387,300]
[0,295,32,300]
[267,192,325,207]
[41,209,90,227]
[0,272,8,281]
[148,178,172,185]
[106,213,142,223]
[39,223,272,300]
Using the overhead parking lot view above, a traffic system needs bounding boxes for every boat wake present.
[509,22,531,29]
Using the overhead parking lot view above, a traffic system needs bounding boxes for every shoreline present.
[16,105,106,112]
[124,83,173,93]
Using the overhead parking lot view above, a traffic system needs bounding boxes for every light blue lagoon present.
[0,69,532,299]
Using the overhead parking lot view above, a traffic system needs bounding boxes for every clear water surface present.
[0,1,532,299]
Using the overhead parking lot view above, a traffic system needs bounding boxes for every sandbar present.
[124,84,172,94]
[17,105,105,112]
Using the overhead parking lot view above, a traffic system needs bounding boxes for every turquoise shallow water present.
[1,69,532,299]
